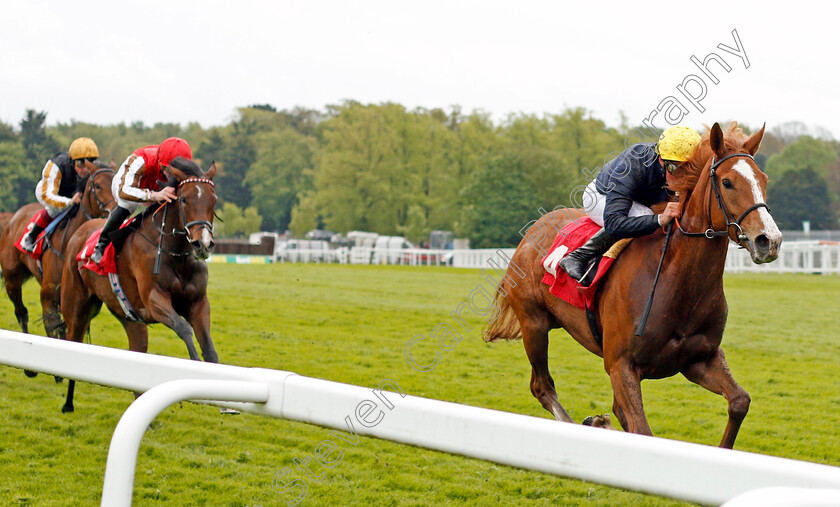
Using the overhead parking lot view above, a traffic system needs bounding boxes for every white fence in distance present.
[271,241,840,274]
[3,330,840,506]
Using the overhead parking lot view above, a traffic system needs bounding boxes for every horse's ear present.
[710,123,725,158]
[169,166,188,182]
[110,159,116,170]
[743,123,765,156]
[204,161,217,180]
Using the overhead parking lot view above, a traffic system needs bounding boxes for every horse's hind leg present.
[3,270,30,334]
[522,318,574,423]
[682,348,750,449]
[4,268,35,376]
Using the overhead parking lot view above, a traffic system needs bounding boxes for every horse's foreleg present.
[187,296,218,363]
[5,264,35,377]
[522,322,573,423]
[146,289,200,361]
[60,271,97,413]
[608,359,652,435]
[682,348,750,449]
[121,320,149,353]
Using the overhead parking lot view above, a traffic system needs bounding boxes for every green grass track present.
[0,264,838,506]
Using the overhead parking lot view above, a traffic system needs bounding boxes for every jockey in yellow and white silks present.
[21,138,99,253]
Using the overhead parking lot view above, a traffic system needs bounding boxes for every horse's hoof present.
[582,414,613,429]
[220,408,240,415]
[61,405,74,414]
[24,370,38,378]
[54,376,63,384]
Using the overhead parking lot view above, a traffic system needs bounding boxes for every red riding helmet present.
[157,137,192,168]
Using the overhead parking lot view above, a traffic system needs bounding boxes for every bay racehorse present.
[0,163,115,350]
[484,123,782,448]
[59,157,218,412]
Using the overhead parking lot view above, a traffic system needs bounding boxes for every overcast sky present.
[2,1,837,139]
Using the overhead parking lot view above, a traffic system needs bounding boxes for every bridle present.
[81,168,116,219]
[176,177,216,240]
[675,153,769,245]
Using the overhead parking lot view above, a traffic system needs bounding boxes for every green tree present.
[458,154,536,247]
[18,110,60,207]
[767,169,837,229]
[216,121,255,207]
[397,204,428,244]
[244,127,317,231]
[0,120,17,143]
[242,206,263,235]
[765,136,835,181]
[288,193,321,236]
[0,141,27,211]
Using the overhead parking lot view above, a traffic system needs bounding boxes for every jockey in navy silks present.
[559,126,702,281]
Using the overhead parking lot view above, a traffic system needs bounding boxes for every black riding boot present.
[20,224,45,253]
[91,206,131,264]
[558,228,618,282]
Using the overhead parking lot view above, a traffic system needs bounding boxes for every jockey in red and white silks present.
[90,137,192,263]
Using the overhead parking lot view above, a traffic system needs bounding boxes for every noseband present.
[676,153,770,244]
[177,177,215,239]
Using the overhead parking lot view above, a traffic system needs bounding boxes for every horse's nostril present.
[208,241,215,251]
[755,234,770,252]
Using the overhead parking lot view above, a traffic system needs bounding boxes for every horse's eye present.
[94,184,100,190]
[722,179,734,189]
[180,197,187,204]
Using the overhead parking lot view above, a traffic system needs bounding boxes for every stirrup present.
[577,259,599,286]
[90,247,105,264]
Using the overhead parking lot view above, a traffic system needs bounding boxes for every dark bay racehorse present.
[60,157,218,412]
[484,123,782,448]
[0,164,115,348]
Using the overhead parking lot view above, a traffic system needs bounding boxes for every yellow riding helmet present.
[69,137,99,160]
[657,126,701,162]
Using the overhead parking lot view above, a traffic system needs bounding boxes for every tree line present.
[1,104,838,246]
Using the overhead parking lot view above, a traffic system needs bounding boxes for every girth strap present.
[108,273,145,323]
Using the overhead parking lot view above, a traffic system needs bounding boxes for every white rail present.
[271,242,840,274]
[725,241,840,274]
[2,329,840,506]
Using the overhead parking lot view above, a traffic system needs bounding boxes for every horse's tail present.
[482,281,521,342]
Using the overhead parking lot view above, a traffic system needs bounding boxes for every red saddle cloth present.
[540,217,617,310]
[77,230,118,275]
[14,217,46,260]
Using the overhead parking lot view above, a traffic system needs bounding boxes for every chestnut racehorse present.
[484,123,782,448]
[59,157,218,412]
[0,164,115,348]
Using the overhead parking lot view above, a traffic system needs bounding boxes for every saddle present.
[541,217,632,310]
[77,207,154,275]
[15,206,77,260]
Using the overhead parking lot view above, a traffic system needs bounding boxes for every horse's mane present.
[170,156,203,177]
[670,122,751,196]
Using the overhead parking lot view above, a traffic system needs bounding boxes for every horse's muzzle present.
[190,228,215,260]
[747,233,782,264]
